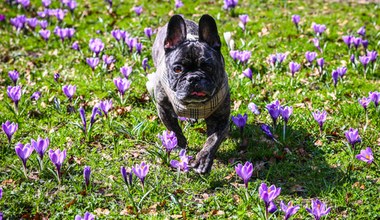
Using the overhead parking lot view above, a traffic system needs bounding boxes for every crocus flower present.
[350,54,355,64]
[158,130,177,153]
[31,137,49,160]
[281,106,293,124]
[8,70,19,84]
[332,70,339,87]
[357,26,365,36]
[31,91,41,101]
[223,0,238,10]
[75,212,95,220]
[49,149,67,178]
[10,15,26,31]
[72,41,79,51]
[79,107,86,133]
[67,0,77,12]
[289,61,301,77]
[15,143,34,169]
[102,55,115,66]
[235,161,253,188]
[62,85,76,100]
[367,50,378,63]
[144,27,153,39]
[369,91,379,107]
[359,56,370,70]
[7,86,22,109]
[111,29,123,42]
[39,29,50,41]
[248,102,260,115]
[291,15,300,27]
[280,201,300,220]
[90,104,102,126]
[83,166,91,188]
[135,42,142,54]
[266,100,281,125]
[26,18,38,30]
[313,38,321,52]
[342,35,353,48]
[0,14,5,22]
[55,9,66,21]
[133,6,143,16]
[305,51,317,63]
[361,40,368,50]
[268,202,277,213]
[306,199,331,220]
[142,58,150,71]
[126,37,137,52]
[89,38,104,56]
[170,149,193,172]
[132,162,149,186]
[358,97,371,111]
[18,0,30,8]
[312,23,326,35]
[317,58,324,71]
[345,128,361,148]
[261,124,274,139]
[99,99,112,117]
[66,28,75,39]
[259,183,281,209]
[39,20,48,29]
[275,53,286,64]
[120,166,133,186]
[86,57,100,71]
[55,27,67,41]
[336,67,347,78]
[2,121,18,143]
[113,77,131,96]
[54,73,60,82]
[42,0,51,7]
[239,14,249,30]
[355,147,374,164]
[312,110,327,132]
[242,68,252,80]
[0,187,2,199]
[175,0,184,8]
[120,65,132,79]
[352,37,362,49]
[231,113,248,133]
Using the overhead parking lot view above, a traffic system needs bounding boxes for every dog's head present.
[163,14,225,104]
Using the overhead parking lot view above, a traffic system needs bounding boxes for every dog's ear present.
[164,15,187,49]
[198,14,221,51]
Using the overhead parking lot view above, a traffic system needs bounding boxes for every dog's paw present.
[191,150,214,174]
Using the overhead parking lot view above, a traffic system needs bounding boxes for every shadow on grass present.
[215,122,345,197]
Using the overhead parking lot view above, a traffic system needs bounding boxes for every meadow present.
[0,0,379,219]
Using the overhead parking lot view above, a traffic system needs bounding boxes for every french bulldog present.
[147,14,230,173]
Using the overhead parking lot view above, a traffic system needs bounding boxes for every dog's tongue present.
[191,91,206,97]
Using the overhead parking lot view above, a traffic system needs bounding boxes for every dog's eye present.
[173,66,183,73]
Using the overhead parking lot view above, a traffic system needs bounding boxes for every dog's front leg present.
[192,94,230,174]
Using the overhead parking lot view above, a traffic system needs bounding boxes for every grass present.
[0,0,379,219]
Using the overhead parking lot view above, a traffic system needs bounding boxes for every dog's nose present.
[187,75,201,84]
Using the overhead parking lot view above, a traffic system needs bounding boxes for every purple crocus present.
[62,85,76,100]
[332,70,339,87]
[111,29,123,42]
[280,201,300,220]
[66,28,75,39]
[102,55,115,66]
[312,23,326,35]
[313,38,321,52]
[15,143,34,171]
[0,187,2,199]
[306,199,331,220]
[357,26,365,37]
[126,37,137,52]
[39,29,50,41]
[79,107,86,133]
[49,149,67,178]
[367,50,378,63]
[8,70,19,84]
[42,0,51,7]
[359,55,370,70]
[10,15,26,31]
[350,54,355,64]
[54,27,67,41]
[89,38,104,56]
[99,99,112,117]
[113,77,131,96]
[31,91,41,101]
[132,161,149,186]
[90,104,102,127]
[86,57,100,71]
[120,166,133,186]
[67,0,77,13]
[0,14,5,22]
[345,128,361,148]
[355,147,374,164]
[289,61,301,77]
[358,97,371,111]
[26,18,38,30]
[235,161,253,188]
[55,9,66,21]
[352,37,362,49]
[223,0,238,10]
[144,27,153,39]
[7,86,22,109]
[368,91,379,107]
[342,35,353,48]
[275,53,287,64]
[291,15,300,27]
[231,113,248,133]
[2,121,18,143]
[281,106,293,124]
[261,124,274,139]
[336,67,347,78]
[39,20,48,29]
[312,110,327,132]
[72,41,80,51]
[361,40,368,50]
[75,212,95,220]
[175,0,184,8]
[158,130,177,153]
[266,100,281,126]
[142,58,150,71]
[170,149,193,172]
[242,68,252,80]
[83,166,91,188]
[133,6,143,16]
[248,102,260,115]
[305,51,317,64]
[259,183,281,214]
[239,14,249,30]
[31,137,49,160]
[268,202,277,214]
[135,42,142,54]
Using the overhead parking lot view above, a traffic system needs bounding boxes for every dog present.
[147,14,230,173]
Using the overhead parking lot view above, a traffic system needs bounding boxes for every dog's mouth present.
[190,91,207,97]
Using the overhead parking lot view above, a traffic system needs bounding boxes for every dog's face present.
[163,15,225,104]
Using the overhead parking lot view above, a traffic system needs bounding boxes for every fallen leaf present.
[94,208,110,215]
